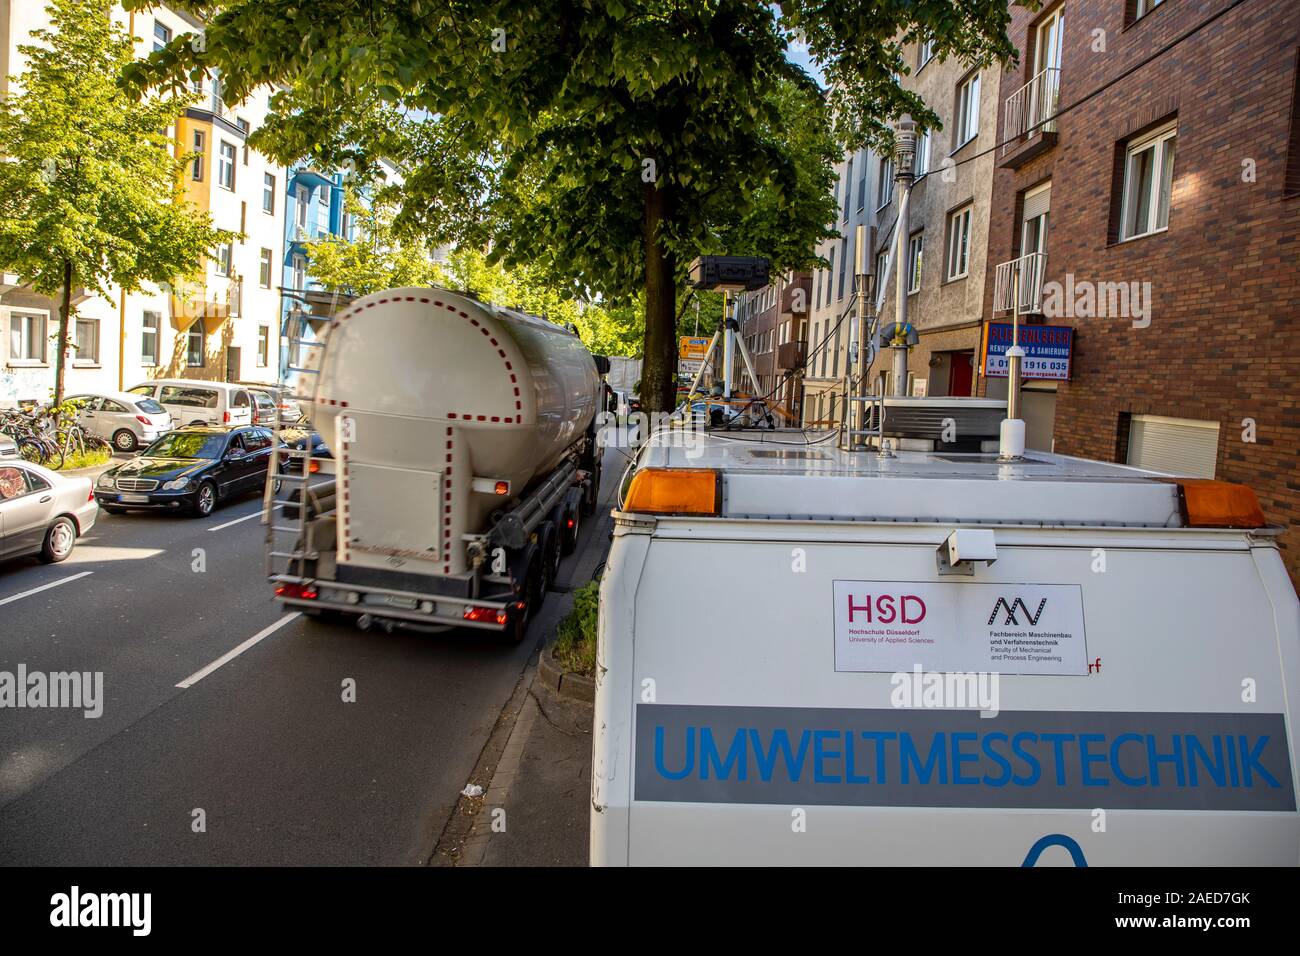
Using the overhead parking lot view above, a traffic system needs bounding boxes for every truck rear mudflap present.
[592,519,1300,866]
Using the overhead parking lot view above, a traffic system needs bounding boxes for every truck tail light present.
[1167,479,1266,528]
[223,410,231,423]
[275,582,318,600]
[624,468,721,516]
[464,605,509,626]
[309,460,320,474]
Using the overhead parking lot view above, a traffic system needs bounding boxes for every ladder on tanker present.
[263,326,335,585]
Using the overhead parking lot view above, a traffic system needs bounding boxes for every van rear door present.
[603,522,1300,866]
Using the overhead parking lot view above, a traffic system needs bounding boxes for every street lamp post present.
[890,115,917,398]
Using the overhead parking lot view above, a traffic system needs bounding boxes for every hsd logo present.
[987,597,1047,626]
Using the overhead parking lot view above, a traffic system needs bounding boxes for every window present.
[825,247,835,308]
[153,21,171,52]
[186,327,205,367]
[837,236,849,300]
[875,250,889,297]
[918,38,935,68]
[236,118,249,163]
[263,173,276,213]
[191,130,205,181]
[141,311,160,365]
[8,311,48,362]
[71,318,99,364]
[216,242,233,276]
[318,185,329,210]
[162,385,217,407]
[907,233,924,294]
[856,154,867,211]
[842,156,854,221]
[295,185,308,229]
[292,254,306,291]
[259,248,273,288]
[257,326,270,367]
[955,72,981,147]
[1127,414,1218,478]
[210,72,224,115]
[1135,0,1165,19]
[915,131,930,176]
[218,141,236,190]
[1119,122,1176,240]
[946,205,973,280]
[877,156,894,208]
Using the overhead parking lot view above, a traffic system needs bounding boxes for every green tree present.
[0,0,228,404]
[304,183,444,296]
[129,0,1016,411]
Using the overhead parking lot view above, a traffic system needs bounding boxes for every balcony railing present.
[992,252,1047,315]
[776,340,806,370]
[1002,67,1060,156]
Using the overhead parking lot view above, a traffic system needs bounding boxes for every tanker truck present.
[265,287,605,640]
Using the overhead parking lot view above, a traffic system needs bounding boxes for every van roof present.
[631,429,1256,531]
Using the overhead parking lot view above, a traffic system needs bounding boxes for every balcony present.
[776,340,806,371]
[1000,67,1060,169]
[992,252,1047,315]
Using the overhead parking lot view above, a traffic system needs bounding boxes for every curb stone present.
[538,644,596,703]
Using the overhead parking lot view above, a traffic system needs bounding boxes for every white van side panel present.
[598,522,1300,866]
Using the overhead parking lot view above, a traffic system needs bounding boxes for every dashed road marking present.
[0,571,94,608]
[175,612,301,688]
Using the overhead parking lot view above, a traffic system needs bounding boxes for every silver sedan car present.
[0,460,97,564]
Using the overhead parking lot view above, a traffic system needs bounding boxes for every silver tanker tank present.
[308,287,601,576]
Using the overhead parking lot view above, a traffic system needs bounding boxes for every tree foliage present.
[0,0,229,403]
[126,0,1017,410]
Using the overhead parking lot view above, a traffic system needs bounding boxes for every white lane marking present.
[207,511,261,532]
[0,571,94,608]
[175,612,301,689]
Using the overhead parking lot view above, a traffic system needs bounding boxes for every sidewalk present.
[443,449,622,867]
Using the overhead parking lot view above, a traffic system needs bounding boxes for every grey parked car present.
[0,460,98,564]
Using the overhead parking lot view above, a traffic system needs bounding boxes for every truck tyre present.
[537,521,558,605]
[581,460,601,517]
[561,504,580,555]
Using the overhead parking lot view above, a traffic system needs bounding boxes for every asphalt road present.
[0,446,621,865]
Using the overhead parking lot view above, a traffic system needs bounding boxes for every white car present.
[64,391,173,453]
[127,380,254,428]
[0,460,97,564]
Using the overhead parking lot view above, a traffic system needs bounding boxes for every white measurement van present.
[591,426,1300,865]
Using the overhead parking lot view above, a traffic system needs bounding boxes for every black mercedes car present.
[95,425,281,517]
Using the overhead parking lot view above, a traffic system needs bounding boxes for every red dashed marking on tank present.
[458,311,468,318]
[419,297,430,304]
[469,318,480,327]
[476,415,486,422]
[509,374,517,383]
[497,349,506,358]
[513,387,520,397]
[447,412,458,419]
[490,416,500,423]
[340,401,348,408]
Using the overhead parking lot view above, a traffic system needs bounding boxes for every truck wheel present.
[536,522,557,606]
[507,600,529,643]
[581,462,601,517]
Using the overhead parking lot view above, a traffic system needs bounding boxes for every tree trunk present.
[641,176,676,414]
[54,259,74,407]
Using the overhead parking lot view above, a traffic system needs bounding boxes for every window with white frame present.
[216,242,233,276]
[856,153,867,211]
[1135,0,1165,19]
[295,185,308,229]
[218,141,236,190]
[915,131,930,176]
[907,233,924,294]
[263,173,276,213]
[141,311,160,365]
[946,204,973,280]
[955,72,981,147]
[1119,122,1176,241]
[842,156,854,221]
[259,248,273,288]
[8,311,48,362]
[877,155,894,208]
[153,21,171,52]
[74,318,99,364]
[257,325,270,367]
[292,254,306,291]
[918,38,935,68]
[191,130,205,181]
[875,250,889,297]
[186,326,205,367]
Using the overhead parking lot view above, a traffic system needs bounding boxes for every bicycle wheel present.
[18,438,44,464]
[41,439,63,470]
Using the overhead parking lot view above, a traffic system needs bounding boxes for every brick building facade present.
[984,0,1300,581]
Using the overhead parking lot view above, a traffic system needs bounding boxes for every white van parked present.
[592,429,1300,866]
[127,380,254,429]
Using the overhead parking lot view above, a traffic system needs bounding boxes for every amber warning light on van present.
[1168,479,1267,529]
[624,468,721,516]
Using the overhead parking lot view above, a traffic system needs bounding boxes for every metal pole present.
[1008,260,1022,421]
[852,224,871,449]
[723,291,736,398]
[891,116,917,398]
